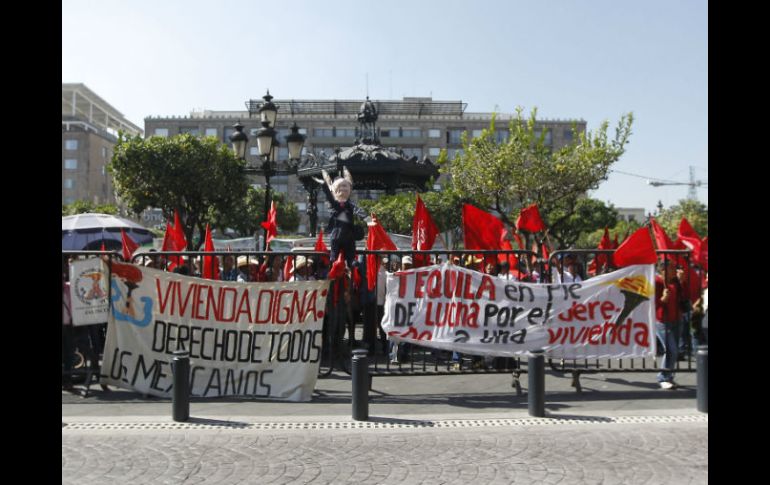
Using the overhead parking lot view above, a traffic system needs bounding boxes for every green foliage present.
[210,187,300,238]
[62,200,119,216]
[358,189,464,237]
[656,199,708,237]
[577,218,643,249]
[110,133,249,248]
[546,198,619,248]
[438,108,633,248]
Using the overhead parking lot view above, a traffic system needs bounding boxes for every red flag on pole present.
[261,201,278,248]
[677,217,702,265]
[588,227,612,275]
[463,204,507,267]
[120,229,139,262]
[314,229,330,266]
[202,223,220,280]
[613,226,657,267]
[172,210,188,251]
[412,194,440,267]
[649,217,675,250]
[366,214,398,291]
[516,204,546,233]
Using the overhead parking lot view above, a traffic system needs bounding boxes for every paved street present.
[63,417,707,484]
[63,367,707,484]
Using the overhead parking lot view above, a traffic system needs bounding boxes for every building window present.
[249,128,259,137]
[180,127,199,136]
[433,184,442,191]
[314,128,334,138]
[154,128,169,137]
[276,147,289,161]
[64,196,75,204]
[563,129,573,143]
[534,129,553,146]
[428,147,441,157]
[472,129,483,139]
[380,128,399,138]
[296,202,307,211]
[402,128,421,138]
[249,147,260,156]
[102,146,108,158]
[64,159,77,170]
[447,129,466,144]
[495,130,509,143]
[428,129,441,138]
[64,178,75,189]
[447,148,464,159]
[102,165,106,176]
[402,147,423,159]
[205,128,218,137]
[336,127,356,137]
[223,127,235,143]
[65,139,78,150]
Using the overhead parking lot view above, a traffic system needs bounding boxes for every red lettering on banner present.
[476,275,496,300]
[414,271,428,298]
[235,290,252,322]
[558,300,617,322]
[156,279,173,314]
[424,301,480,328]
[547,319,650,347]
[426,270,442,298]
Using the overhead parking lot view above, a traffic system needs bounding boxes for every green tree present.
[211,187,300,238]
[358,189,464,245]
[110,133,249,248]
[546,198,619,248]
[656,199,708,238]
[62,200,119,216]
[439,108,633,250]
[576,218,643,249]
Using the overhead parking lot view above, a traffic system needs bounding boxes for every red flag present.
[283,255,294,281]
[412,195,440,267]
[464,204,507,267]
[160,220,180,271]
[314,229,330,266]
[202,224,220,280]
[172,210,188,251]
[700,236,708,271]
[366,214,398,291]
[677,217,702,265]
[328,253,347,280]
[613,226,657,267]
[612,233,619,249]
[649,217,675,250]
[516,204,546,233]
[261,201,278,248]
[588,227,612,275]
[120,229,139,262]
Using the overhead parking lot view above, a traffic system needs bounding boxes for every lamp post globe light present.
[229,90,306,250]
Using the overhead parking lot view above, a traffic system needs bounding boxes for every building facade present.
[145,97,586,234]
[62,83,143,206]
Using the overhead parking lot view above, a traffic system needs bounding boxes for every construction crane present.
[647,166,707,200]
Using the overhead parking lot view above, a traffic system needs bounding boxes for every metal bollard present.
[352,349,369,421]
[696,345,708,413]
[171,350,190,422]
[528,350,545,417]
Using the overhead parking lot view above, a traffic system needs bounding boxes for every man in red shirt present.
[655,264,680,389]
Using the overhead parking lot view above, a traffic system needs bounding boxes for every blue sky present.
[62,0,707,215]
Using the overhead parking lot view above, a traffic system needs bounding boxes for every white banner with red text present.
[383,262,655,359]
[101,262,330,401]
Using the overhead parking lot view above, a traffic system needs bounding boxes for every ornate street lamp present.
[230,90,307,250]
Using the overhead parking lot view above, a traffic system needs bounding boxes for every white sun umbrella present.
[62,213,155,251]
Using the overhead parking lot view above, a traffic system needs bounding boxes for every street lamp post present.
[229,90,306,251]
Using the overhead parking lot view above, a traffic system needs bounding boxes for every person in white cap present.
[291,256,316,281]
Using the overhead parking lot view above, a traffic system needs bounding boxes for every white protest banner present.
[101,261,329,401]
[383,262,655,359]
[69,258,109,326]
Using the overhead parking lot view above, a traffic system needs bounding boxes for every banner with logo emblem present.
[101,262,330,401]
[382,263,655,359]
[69,258,110,326]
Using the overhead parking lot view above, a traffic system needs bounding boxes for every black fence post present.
[352,349,369,421]
[171,350,190,422]
[697,345,708,413]
[528,349,545,417]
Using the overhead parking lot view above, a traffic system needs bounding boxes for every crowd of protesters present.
[63,244,707,390]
